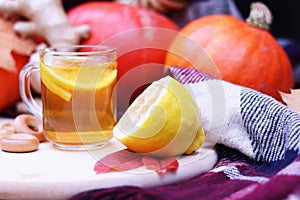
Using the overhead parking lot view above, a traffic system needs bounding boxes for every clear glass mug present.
[19,45,118,150]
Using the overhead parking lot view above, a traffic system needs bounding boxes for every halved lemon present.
[41,61,117,101]
[113,76,205,157]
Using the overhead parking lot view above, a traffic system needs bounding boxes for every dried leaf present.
[0,18,36,72]
[142,156,179,174]
[94,149,143,174]
[280,89,300,115]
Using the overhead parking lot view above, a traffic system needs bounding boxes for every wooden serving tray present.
[0,118,218,200]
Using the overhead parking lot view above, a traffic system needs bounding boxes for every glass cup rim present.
[40,45,117,56]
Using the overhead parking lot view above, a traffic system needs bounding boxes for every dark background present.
[234,0,300,41]
[63,0,300,41]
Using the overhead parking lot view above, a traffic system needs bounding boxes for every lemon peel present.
[113,76,205,157]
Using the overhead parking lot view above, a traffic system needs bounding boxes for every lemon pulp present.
[113,76,205,157]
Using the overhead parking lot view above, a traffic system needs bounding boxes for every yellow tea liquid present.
[41,61,117,149]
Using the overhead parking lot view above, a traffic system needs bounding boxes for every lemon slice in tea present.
[41,60,117,101]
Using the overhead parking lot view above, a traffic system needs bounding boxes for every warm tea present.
[41,61,117,149]
[19,45,117,150]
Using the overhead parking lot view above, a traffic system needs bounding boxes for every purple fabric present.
[70,150,300,200]
[70,66,300,200]
[70,156,300,200]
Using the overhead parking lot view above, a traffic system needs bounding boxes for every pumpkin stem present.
[246,2,273,31]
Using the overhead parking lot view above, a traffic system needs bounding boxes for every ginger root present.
[0,0,90,47]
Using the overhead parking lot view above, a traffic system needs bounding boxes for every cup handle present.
[19,62,42,119]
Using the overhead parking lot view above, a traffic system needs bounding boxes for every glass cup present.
[19,45,117,150]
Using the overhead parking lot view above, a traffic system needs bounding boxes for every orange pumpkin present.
[0,53,29,111]
[0,18,36,112]
[165,3,294,101]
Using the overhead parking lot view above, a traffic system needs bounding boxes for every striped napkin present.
[169,66,300,164]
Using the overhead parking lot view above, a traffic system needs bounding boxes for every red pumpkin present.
[67,2,179,79]
[165,6,294,101]
[67,2,179,110]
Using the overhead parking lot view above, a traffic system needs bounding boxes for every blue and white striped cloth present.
[169,66,300,163]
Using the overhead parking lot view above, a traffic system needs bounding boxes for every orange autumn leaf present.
[0,18,36,72]
[280,89,300,115]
